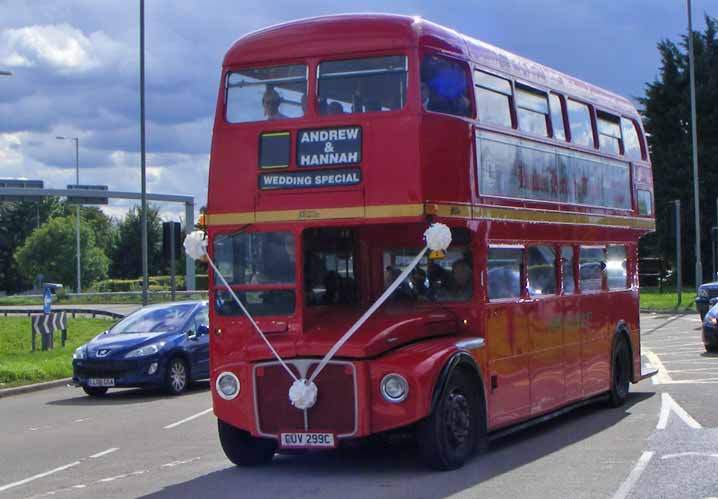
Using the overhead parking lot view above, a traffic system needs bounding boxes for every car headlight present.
[380,373,409,403]
[707,315,718,326]
[216,372,240,400]
[125,342,165,358]
[73,346,86,360]
[698,288,709,298]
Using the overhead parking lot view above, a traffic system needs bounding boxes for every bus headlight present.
[216,372,240,400]
[380,373,409,403]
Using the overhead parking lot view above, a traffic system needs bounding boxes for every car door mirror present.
[197,324,210,336]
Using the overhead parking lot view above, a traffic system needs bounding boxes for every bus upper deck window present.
[549,93,566,141]
[421,55,472,118]
[473,70,512,127]
[621,117,643,161]
[597,112,622,155]
[317,56,407,115]
[516,85,549,137]
[567,99,594,148]
[225,64,307,123]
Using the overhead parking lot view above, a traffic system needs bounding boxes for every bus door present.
[525,245,565,414]
[578,245,610,396]
[485,246,530,426]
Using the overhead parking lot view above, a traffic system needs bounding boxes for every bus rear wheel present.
[417,370,484,470]
[608,336,631,407]
[217,419,276,466]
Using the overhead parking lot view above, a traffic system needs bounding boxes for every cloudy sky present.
[0,0,714,223]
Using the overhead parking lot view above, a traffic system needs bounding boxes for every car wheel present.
[82,386,108,397]
[218,419,276,466]
[705,344,718,353]
[417,369,484,470]
[165,357,189,395]
[608,336,631,407]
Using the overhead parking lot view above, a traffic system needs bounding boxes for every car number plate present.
[88,378,115,387]
[280,432,335,449]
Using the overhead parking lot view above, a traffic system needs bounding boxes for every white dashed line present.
[90,447,119,459]
[163,408,213,429]
[0,461,81,493]
[661,452,718,460]
[612,451,654,499]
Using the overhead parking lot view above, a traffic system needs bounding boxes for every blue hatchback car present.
[72,301,209,396]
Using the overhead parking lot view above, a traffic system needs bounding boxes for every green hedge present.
[92,275,208,292]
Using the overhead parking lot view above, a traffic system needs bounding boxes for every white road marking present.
[89,448,118,459]
[612,451,654,499]
[0,461,81,493]
[161,457,201,468]
[163,408,213,429]
[643,349,672,384]
[657,392,702,430]
[644,363,658,385]
[661,452,718,460]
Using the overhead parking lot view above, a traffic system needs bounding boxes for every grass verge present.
[0,293,207,306]
[639,287,696,313]
[0,316,117,389]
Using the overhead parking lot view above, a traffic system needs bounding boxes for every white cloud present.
[0,23,125,73]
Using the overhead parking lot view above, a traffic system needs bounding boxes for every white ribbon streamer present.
[308,246,429,384]
[184,231,298,383]
[307,222,451,385]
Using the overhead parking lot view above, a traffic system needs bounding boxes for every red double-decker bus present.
[205,14,656,470]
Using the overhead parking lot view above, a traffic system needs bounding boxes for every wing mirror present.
[197,324,210,336]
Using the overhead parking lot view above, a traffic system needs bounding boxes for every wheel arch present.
[430,351,487,423]
[612,321,634,381]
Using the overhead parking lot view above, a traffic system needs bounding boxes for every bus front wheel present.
[217,419,276,466]
[417,370,484,470]
[608,336,631,407]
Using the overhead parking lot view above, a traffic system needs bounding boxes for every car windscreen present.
[110,304,196,334]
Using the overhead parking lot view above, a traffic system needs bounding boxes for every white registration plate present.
[280,432,335,449]
[88,378,115,387]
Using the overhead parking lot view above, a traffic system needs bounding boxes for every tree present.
[640,15,718,285]
[0,197,64,293]
[15,216,109,291]
[109,205,164,278]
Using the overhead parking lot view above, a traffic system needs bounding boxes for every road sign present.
[31,312,68,351]
[0,178,44,201]
[66,184,109,205]
[43,287,52,314]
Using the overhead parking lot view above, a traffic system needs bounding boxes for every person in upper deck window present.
[262,87,287,120]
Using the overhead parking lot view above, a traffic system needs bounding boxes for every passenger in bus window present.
[262,87,286,120]
[411,267,429,300]
[327,101,345,115]
[438,259,473,301]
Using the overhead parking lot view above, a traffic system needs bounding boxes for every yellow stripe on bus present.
[204,203,655,230]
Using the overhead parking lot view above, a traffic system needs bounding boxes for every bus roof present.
[224,13,638,117]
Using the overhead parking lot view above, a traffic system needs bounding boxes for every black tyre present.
[217,419,277,466]
[82,386,108,397]
[705,344,718,353]
[417,369,485,470]
[165,357,189,395]
[608,336,631,407]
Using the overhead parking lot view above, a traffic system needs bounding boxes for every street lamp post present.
[56,136,81,293]
[687,0,702,289]
[139,0,149,306]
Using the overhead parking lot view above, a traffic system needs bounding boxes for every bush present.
[91,274,208,292]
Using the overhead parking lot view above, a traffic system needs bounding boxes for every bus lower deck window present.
[487,247,523,300]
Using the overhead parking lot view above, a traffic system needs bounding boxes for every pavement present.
[0,313,715,499]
